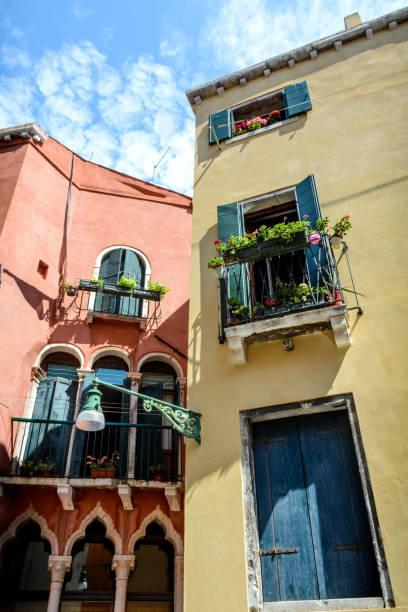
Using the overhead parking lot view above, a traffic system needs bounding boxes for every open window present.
[209,81,312,144]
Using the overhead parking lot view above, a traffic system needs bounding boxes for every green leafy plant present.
[86,451,119,469]
[117,275,137,289]
[332,215,352,237]
[148,281,169,297]
[20,459,54,476]
[90,277,104,289]
[148,463,168,480]
[61,281,73,294]
[208,256,224,269]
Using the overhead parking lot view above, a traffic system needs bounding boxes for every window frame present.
[239,395,393,611]
[88,245,152,324]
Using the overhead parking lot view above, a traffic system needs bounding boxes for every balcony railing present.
[217,235,354,363]
[10,416,182,482]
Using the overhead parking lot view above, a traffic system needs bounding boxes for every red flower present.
[344,215,350,219]
[270,110,280,116]
[214,239,221,244]
[227,240,231,243]
[246,233,253,238]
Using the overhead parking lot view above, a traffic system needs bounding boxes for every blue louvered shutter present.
[295,175,325,287]
[119,249,144,317]
[69,372,94,476]
[209,109,234,144]
[94,248,123,314]
[283,81,312,119]
[25,379,56,465]
[217,202,248,304]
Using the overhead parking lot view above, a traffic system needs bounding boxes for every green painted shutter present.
[119,249,144,317]
[209,108,234,144]
[295,175,325,286]
[283,81,312,118]
[94,248,123,314]
[69,372,94,476]
[25,379,56,465]
[217,202,248,304]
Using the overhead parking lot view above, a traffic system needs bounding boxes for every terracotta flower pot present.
[154,474,162,481]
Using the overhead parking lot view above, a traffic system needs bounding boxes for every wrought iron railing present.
[218,233,346,339]
[10,415,182,482]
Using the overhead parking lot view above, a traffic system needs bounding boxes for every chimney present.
[344,12,362,29]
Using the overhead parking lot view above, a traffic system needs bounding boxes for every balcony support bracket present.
[165,486,181,511]
[330,314,351,348]
[57,482,75,510]
[118,484,133,510]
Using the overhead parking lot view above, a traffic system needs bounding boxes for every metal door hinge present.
[260,547,298,556]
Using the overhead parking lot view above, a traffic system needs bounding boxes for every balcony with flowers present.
[209,215,358,365]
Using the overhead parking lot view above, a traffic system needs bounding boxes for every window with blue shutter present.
[253,411,382,603]
[217,202,249,304]
[209,81,311,145]
[25,364,78,475]
[94,248,145,317]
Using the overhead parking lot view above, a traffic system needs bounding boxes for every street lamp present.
[75,380,104,432]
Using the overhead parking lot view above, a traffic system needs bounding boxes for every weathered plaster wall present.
[185,24,408,611]
[0,136,191,469]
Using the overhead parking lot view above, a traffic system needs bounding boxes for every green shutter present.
[209,109,234,144]
[95,248,123,314]
[69,372,94,476]
[283,81,312,118]
[135,384,163,479]
[295,175,325,286]
[217,202,248,304]
[120,249,144,317]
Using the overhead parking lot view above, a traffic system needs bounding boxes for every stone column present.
[176,376,187,407]
[64,368,94,477]
[127,373,143,479]
[174,554,184,612]
[47,555,72,612]
[112,555,135,612]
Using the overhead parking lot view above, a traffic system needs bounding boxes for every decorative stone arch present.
[127,506,184,612]
[87,346,132,371]
[33,343,85,369]
[127,505,183,555]
[137,352,186,406]
[137,352,184,380]
[89,245,152,319]
[63,502,122,555]
[0,504,59,562]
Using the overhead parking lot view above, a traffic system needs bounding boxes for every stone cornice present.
[186,7,408,109]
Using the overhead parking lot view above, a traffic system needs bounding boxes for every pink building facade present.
[0,123,192,612]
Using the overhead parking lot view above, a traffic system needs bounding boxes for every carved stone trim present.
[31,366,46,383]
[48,555,72,575]
[63,501,122,555]
[165,486,181,512]
[118,484,133,510]
[112,554,135,577]
[127,505,183,555]
[0,503,58,557]
[57,483,75,510]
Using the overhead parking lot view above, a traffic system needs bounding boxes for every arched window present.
[21,351,80,477]
[94,247,145,317]
[70,355,130,479]
[0,520,51,609]
[135,361,180,481]
[62,520,115,607]
[127,522,174,609]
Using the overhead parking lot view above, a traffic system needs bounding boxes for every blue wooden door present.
[253,411,381,602]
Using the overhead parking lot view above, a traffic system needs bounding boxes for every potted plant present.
[87,451,119,478]
[148,464,168,481]
[147,281,169,298]
[37,460,55,477]
[330,215,351,249]
[79,277,104,291]
[61,281,76,296]
[208,256,224,279]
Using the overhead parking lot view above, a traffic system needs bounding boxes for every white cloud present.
[201,0,404,73]
[72,3,93,20]
[1,45,31,69]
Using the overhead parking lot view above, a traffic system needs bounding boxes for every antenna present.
[152,146,171,182]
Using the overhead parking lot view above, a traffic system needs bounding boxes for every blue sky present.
[0,0,402,194]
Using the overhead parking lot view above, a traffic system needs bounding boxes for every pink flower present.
[303,214,309,219]
[326,223,331,230]
[309,231,321,245]
[260,118,267,126]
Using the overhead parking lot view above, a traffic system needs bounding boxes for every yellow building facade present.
[185,8,408,612]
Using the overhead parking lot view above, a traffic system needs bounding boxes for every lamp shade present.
[75,382,105,432]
